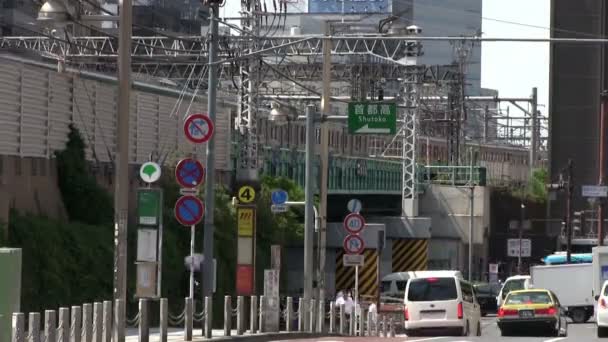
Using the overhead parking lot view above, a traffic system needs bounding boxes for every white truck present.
[530,263,594,323]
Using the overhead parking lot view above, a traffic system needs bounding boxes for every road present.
[285,316,602,342]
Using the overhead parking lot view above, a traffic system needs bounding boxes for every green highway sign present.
[348,102,397,134]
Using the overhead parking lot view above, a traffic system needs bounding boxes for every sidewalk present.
[125,328,331,342]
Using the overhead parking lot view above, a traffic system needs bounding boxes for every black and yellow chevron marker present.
[335,249,378,298]
[392,239,428,272]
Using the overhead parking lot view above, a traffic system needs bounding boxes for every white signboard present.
[582,185,608,198]
[507,239,531,257]
[137,229,158,262]
[271,204,288,213]
[343,254,365,267]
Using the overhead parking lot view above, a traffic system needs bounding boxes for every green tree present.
[511,168,548,203]
[54,124,113,225]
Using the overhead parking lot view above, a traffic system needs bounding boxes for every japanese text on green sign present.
[348,102,397,134]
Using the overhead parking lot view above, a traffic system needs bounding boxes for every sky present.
[221,0,550,115]
[481,0,550,116]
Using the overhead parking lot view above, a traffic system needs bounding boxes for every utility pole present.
[468,185,474,281]
[113,0,132,340]
[467,148,474,281]
[566,159,574,263]
[202,2,219,298]
[318,23,332,310]
[303,105,315,330]
[599,91,607,246]
[530,87,538,169]
[517,202,525,274]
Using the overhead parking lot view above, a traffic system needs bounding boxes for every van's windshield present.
[407,277,458,301]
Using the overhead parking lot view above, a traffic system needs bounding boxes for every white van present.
[403,271,481,336]
[496,275,531,307]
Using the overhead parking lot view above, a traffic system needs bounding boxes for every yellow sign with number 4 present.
[238,186,256,203]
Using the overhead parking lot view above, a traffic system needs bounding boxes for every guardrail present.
[11,296,399,342]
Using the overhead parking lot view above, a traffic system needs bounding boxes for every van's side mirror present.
[596,295,600,301]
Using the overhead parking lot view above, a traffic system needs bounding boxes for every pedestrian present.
[345,292,355,316]
[368,300,378,333]
[336,290,346,306]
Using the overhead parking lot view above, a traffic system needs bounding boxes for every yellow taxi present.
[497,289,567,337]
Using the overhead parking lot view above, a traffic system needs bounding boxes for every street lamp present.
[266,102,317,328]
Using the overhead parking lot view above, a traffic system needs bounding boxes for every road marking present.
[543,338,566,342]
[404,337,448,342]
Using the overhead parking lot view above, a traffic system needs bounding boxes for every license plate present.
[519,310,534,318]
[420,310,445,320]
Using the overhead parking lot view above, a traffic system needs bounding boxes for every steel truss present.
[0,35,421,60]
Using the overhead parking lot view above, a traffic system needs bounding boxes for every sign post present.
[136,165,163,299]
[270,189,289,213]
[342,211,366,325]
[236,191,256,295]
[348,102,397,134]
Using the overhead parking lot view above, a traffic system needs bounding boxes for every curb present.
[206,332,340,341]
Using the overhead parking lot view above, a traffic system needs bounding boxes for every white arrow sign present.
[354,124,391,134]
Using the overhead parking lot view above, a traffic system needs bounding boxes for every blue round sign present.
[271,189,288,205]
[175,158,205,188]
[174,195,205,226]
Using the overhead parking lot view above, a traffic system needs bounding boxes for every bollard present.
[366,311,372,337]
[102,301,112,342]
[297,298,304,332]
[58,308,70,342]
[381,314,387,337]
[93,303,102,342]
[223,296,232,336]
[159,299,168,342]
[285,297,293,332]
[28,312,40,342]
[389,317,395,338]
[12,313,25,342]
[113,300,124,342]
[82,304,92,342]
[258,295,265,333]
[70,307,81,342]
[328,301,335,334]
[357,309,363,336]
[236,296,244,335]
[184,298,193,341]
[339,304,345,335]
[139,299,149,342]
[317,298,324,333]
[249,296,258,334]
[308,299,315,333]
[44,310,57,342]
[204,297,212,339]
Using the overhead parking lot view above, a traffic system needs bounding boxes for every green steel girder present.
[251,147,486,195]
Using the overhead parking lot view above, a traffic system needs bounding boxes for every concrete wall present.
[0,156,66,221]
[419,184,490,278]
